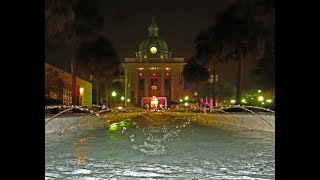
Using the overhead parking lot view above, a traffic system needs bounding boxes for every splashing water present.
[46,115,274,179]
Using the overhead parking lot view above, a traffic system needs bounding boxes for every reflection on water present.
[45,119,275,179]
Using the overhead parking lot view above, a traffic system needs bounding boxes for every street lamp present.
[194,92,198,97]
[194,91,198,109]
[80,87,84,95]
[184,96,189,101]
[79,87,84,105]
[121,96,124,107]
[258,96,264,101]
[112,91,116,109]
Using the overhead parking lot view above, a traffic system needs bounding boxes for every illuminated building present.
[45,62,92,106]
[122,17,186,108]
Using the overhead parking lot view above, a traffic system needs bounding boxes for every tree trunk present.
[71,32,78,106]
[96,71,100,105]
[236,52,244,104]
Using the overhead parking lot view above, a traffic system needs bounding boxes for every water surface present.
[45,121,275,179]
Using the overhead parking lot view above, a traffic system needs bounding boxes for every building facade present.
[122,18,186,108]
[45,62,92,106]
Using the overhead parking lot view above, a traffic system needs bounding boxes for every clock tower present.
[122,17,185,108]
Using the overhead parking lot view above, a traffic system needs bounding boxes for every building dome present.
[135,17,172,58]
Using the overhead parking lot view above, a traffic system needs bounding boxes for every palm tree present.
[45,0,104,105]
[194,0,273,104]
[183,57,210,107]
[78,36,119,105]
[194,27,225,102]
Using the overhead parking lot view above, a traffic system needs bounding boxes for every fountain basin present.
[45,112,275,179]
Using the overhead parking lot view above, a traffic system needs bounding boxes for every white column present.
[161,72,164,97]
[144,72,148,97]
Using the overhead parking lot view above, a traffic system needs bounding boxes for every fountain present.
[45,106,275,179]
[45,105,106,134]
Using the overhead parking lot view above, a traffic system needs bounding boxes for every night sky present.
[45,0,260,89]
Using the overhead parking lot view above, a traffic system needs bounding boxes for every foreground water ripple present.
[46,119,274,179]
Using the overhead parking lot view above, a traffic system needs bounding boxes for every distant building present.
[122,18,186,108]
[45,62,92,106]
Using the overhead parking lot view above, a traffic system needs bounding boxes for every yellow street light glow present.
[266,99,272,103]
[121,96,124,101]
[231,100,236,104]
[258,96,264,101]
[112,91,116,97]
[258,90,261,93]
[79,87,84,95]
[185,96,189,101]
[185,102,189,106]
[262,102,265,105]
[241,99,246,103]
[127,99,130,102]
[180,99,183,102]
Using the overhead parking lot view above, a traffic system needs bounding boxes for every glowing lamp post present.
[80,88,84,95]
[112,91,116,109]
[258,96,264,101]
[184,96,189,111]
[79,87,84,105]
[121,96,124,107]
[194,91,199,108]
